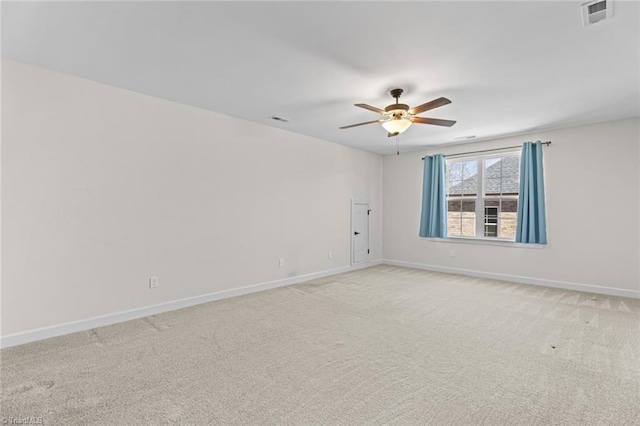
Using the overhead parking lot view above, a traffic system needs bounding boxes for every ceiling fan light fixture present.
[382,117,412,135]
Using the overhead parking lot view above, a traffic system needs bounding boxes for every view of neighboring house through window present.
[445,151,520,240]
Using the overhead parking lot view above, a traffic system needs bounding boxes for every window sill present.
[422,236,545,249]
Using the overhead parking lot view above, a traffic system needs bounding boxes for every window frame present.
[445,149,521,242]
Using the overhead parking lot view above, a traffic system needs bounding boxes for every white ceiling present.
[2,1,638,155]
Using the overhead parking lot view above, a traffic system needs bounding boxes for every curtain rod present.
[422,141,551,160]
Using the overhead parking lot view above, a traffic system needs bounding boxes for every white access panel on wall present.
[351,200,370,265]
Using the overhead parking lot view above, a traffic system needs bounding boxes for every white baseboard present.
[0,260,382,349]
[383,259,640,299]
[6,258,633,349]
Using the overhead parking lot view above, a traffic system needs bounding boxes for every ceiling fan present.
[339,88,456,137]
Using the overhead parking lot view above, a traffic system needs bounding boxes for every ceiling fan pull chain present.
[396,135,400,155]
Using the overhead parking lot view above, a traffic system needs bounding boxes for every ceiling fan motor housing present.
[385,103,410,119]
[384,103,409,113]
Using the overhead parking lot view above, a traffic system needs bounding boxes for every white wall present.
[384,118,640,295]
[1,61,383,336]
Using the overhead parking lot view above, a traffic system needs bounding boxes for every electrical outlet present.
[328,251,333,260]
[279,258,285,267]
[449,249,455,258]
[149,277,159,289]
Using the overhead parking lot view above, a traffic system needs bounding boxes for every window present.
[445,151,520,240]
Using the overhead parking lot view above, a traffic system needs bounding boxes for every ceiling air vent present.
[581,0,613,27]
[454,135,476,141]
[268,116,290,123]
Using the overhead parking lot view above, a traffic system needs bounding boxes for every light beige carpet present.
[1,265,639,425]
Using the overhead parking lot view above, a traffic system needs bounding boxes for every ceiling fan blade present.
[355,103,386,114]
[339,119,381,129]
[411,117,457,127]
[408,97,451,115]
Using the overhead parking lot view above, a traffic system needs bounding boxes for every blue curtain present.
[419,154,447,238]
[516,141,547,244]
